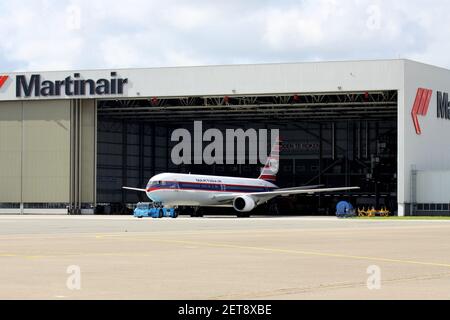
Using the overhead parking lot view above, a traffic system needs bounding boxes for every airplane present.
[123,137,359,217]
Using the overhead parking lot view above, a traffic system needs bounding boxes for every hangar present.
[0,59,449,216]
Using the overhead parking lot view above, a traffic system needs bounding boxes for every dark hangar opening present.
[96,91,398,216]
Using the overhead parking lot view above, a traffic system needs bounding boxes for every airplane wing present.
[212,186,359,203]
[275,185,324,191]
[247,186,360,197]
[123,187,147,192]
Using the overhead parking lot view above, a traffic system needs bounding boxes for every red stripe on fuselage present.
[146,187,267,193]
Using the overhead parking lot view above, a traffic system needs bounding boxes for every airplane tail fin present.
[258,135,280,182]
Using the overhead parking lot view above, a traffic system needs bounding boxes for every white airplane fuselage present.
[145,173,278,207]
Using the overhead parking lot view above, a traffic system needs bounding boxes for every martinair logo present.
[0,73,128,97]
[0,75,9,90]
[411,88,433,135]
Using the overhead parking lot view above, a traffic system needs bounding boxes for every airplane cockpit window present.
[148,181,177,189]
[161,181,178,188]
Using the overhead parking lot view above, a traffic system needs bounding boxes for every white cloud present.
[0,0,449,71]
[164,5,216,31]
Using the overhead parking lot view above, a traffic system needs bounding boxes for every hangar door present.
[96,91,398,215]
[0,99,96,214]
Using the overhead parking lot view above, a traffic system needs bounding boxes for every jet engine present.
[233,195,256,212]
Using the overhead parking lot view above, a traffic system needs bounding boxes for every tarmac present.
[1,215,450,300]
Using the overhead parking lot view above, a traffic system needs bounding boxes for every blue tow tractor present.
[133,202,179,219]
[336,201,356,218]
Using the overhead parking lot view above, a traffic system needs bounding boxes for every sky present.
[0,0,449,72]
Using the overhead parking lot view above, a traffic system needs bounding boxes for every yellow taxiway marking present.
[1,222,450,241]
[165,239,450,268]
[112,224,450,237]
[89,224,450,240]
[93,235,450,269]
[0,254,18,257]
[2,233,450,269]
[2,231,450,269]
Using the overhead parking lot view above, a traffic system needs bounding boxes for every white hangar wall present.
[416,171,450,203]
[400,61,450,215]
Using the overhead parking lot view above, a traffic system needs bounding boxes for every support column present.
[70,99,82,215]
[121,120,128,205]
[410,166,417,217]
[398,203,406,217]
[139,123,145,187]
[166,126,170,171]
[69,100,74,214]
[94,102,98,208]
[318,123,323,209]
[345,121,350,187]
[151,125,156,176]
[138,123,145,202]
[331,122,336,160]
[78,100,82,214]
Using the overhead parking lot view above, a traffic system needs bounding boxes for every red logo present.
[411,88,433,135]
[0,75,9,89]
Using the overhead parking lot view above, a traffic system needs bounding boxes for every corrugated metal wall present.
[416,171,450,203]
[81,100,96,204]
[0,99,96,212]
[22,100,71,203]
[0,102,22,203]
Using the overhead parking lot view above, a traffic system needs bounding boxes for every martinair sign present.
[412,88,450,135]
[411,88,433,135]
[0,72,128,98]
[437,91,450,120]
[0,75,9,90]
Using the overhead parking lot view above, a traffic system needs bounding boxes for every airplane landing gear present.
[190,207,204,217]
[268,200,280,215]
[236,212,251,218]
